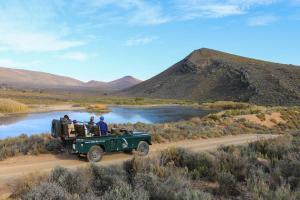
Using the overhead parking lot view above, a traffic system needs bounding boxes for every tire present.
[87,145,104,162]
[136,141,149,156]
[123,149,133,154]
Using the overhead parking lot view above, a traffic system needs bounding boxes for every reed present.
[0,98,29,113]
[87,104,110,113]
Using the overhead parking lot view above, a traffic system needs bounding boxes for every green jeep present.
[51,119,152,162]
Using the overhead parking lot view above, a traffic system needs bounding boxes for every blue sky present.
[0,0,299,82]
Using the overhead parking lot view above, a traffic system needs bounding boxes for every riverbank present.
[1,103,299,161]
[0,104,85,118]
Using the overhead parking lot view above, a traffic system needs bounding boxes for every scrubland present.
[10,132,300,200]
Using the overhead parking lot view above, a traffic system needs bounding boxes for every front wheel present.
[87,145,104,162]
[136,141,149,156]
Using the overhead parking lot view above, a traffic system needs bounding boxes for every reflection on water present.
[0,106,212,139]
[0,113,28,126]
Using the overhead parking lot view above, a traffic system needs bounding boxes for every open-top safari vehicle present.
[51,118,151,162]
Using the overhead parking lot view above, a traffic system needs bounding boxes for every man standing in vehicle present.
[96,116,108,136]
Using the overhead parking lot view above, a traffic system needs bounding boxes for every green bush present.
[175,189,212,200]
[45,139,62,153]
[23,182,70,200]
[134,172,189,200]
[49,166,85,194]
[217,172,239,196]
[0,134,50,160]
[89,164,126,196]
[101,181,149,200]
[215,150,248,181]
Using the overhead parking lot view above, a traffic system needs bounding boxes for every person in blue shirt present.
[96,116,108,136]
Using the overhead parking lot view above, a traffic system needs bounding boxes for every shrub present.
[89,164,126,196]
[45,139,62,153]
[201,101,252,110]
[101,181,149,200]
[175,189,212,200]
[215,149,248,181]
[10,173,48,198]
[248,136,293,160]
[271,185,297,200]
[217,172,239,196]
[134,172,189,200]
[23,182,70,200]
[49,166,85,194]
[0,134,51,160]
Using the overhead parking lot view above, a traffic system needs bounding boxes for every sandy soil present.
[0,134,278,199]
[235,112,286,128]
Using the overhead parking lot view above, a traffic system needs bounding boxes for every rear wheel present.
[123,149,133,154]
[136,141,149,156]
[87,145,104,162]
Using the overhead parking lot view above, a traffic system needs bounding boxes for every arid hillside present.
[0,67,82,88]
[123,48,300,105]
[0,67,141,91]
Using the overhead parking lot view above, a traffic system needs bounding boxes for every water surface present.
[0,106,212,139]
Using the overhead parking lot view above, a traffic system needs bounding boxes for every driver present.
[96,116,108,136]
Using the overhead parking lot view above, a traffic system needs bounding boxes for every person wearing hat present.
[96,116,108,136]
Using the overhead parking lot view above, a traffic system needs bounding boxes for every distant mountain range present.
[0,67,142,91]
[122,48,300,106]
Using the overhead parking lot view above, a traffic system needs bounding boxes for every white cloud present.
[125,36,158,46]
[59,52,88,61]
[0,58,40,68]
[175,0,278,19]
[85,0,170,25]
[248,15,278,26]
[0,1,86,53]
[0,32,84,53]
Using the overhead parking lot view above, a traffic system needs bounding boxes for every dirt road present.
[0,134,278,198]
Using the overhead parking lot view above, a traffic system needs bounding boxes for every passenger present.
[88,116,95,125]
[88,116,95,135]
[64,115,72,123]
[63,115,75,137]
[96,116,108,136]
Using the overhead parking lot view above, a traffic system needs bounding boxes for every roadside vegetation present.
[10,132,300,200]
[0,98,29,113]
[0,134,62,161]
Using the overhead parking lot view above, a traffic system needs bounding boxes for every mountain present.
[108,76,142,90]
[0,67,82,88]
[123,48,300,106]
[84,76,142,90]
[0,67,141,91]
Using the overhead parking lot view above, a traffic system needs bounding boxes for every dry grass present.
[86,104,110,113]
[201,101,252,110]
[0,98,29,113]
